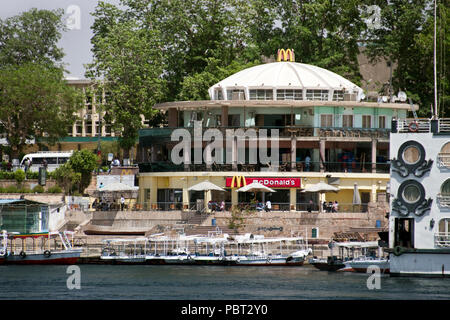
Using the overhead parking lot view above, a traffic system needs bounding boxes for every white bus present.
[20,151,74,172]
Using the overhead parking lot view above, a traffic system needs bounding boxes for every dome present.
[208,62,363,102]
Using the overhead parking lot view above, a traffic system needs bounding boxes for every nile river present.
[1,264,450,300]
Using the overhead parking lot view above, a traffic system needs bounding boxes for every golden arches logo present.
[121,169,133,175]
[230,176,247,188]
[277,49,295,62]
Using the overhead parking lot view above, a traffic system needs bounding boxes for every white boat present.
[100,237,148,264]
[388,117,450,277]
[5,231,82,265]
[340,257,390,274]
[227,234,312,266]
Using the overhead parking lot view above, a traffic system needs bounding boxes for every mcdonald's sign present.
[277,49,295,62]
[228,176,247,188]
[226,176,301,188]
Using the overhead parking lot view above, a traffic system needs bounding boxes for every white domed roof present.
[208,61,363,101]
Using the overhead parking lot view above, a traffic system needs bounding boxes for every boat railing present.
[395,118,450,133]
[437,154,450,168]
[435,233,450,247]
[437,194,450,207]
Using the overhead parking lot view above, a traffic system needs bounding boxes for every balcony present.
[138,160,390,174]
[437,194,450,208]
[437,153,450,168]
[435,232,450,248]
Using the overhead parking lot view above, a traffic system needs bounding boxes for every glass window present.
[379,116,386,128]
[227,89,245,100]
[249,89,273,100]
[441,179,450,195]
[306,90,329,101]
[214,89,223,100]
[32,157,44,165]
[57,157,69,164]
[403,184,421,203]
[276,89,303,100]
[362,115,372,128]
[439,218,450,234]
[403,146,421,164]
[332,90,344,101]
[342,115,353,127]
[321,114,333,127]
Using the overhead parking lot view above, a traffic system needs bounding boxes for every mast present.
[433,0,438,119]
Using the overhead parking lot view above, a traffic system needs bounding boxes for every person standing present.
[120,195,125,211]
[265,200,271,212]
[304,154,311,172]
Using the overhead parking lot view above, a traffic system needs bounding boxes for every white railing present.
[437,194,450,208]
[435,233,450,247]
[437,153,450,168]
[396,118,450,133]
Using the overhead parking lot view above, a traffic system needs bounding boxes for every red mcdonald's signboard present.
[226,176,301,188]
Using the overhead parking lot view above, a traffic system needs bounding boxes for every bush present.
[5,185,18,193]
[14,169,25,184]
[32,185,45,193]
[47,185,62,193]
[17,187,31,193]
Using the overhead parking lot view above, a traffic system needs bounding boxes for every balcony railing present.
[138,161,390,174]
[437,194,450,208]
[395,118,450,133]
[139,126,389,141]
[435,233,450,247]
[437,153,450,168]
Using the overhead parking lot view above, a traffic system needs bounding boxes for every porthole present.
[403,146,421,165]
[403,184,421,203]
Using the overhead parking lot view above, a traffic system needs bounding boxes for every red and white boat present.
[5,231,82,265]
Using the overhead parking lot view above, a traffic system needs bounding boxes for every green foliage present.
[67,150,98,194]
[52,162,81,195]
[14,169,25,184]
[0,8,66,67]
[5,185,18,193]
[32,185,45,193]
[47,185,63,193]
[227,206,245,231]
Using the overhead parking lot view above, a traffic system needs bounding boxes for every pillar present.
[320,139,326,172]
[291,136,297,171]
[371,181,377,203]
[221,105,229,127]
[232,138,237,171]
[231,188,238,208]
[290,188,297,212]
[372,139,377,173]
[182,178,189,211]
[168,108,178,127]
[150,177,158,210]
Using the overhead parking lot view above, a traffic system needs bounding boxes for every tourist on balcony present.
[333,201,339,212]
[328,201,333,212]
[304,154,311,172]
[256,201,264,212]
[322,201,327,212]
[219,200,225,211]
[120,195,125,211]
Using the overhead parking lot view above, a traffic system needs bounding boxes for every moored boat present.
[5,231,82,265]
[340,257,390,273]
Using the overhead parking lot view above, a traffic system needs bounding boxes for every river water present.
[1,264,450,300]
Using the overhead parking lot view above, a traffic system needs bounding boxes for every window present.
[85,121,92,135]
[342,115,353,128]
[439,219,450,234]
[76,121,82,136]
[306,90,329,101]
[227,89,245,100]
[379,116,386,129]
[321,114,333,127]
[403,146,421,164]
[95,121,101,136]
[403,184,421,203]
[362,115,372,128]
[276,89,303,100]
[228,114,240,127]
[214,89,223,100]
[332,90,344,101]
[249,89,273,100]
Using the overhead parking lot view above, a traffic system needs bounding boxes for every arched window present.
[438,179,450,208]
[437,218,450,247]
[438,142,450,167]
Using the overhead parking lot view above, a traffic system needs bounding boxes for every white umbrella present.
[302,182,339,212]
[353,183,361,205]
[188,181,225,192]
[236,182,276,193]
[302,182,339,193]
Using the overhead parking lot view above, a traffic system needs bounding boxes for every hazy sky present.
[1,0,120,79]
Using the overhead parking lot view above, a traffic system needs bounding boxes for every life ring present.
[187,254,192,260]
[44,250,52,258]
[408,122,419,132]
[19,251,27,259]
[393,246,404,256]
[266,257,272,264]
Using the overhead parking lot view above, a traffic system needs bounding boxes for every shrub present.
[14,169,25,184]
[5,185,18,193]
[48,185,62,193]
[32,185,45,193]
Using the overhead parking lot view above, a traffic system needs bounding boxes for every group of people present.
[256,200,272,212]
[323,201,339,213]
[208,200,225,212]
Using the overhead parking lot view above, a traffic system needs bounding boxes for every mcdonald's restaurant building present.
[137,49,416,212]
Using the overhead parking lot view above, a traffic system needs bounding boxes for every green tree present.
[67,150,98,194]
[363,0,449,117]
[0,8,65,68]
[52,163,81,194]
[87,3,166,158]
[0,63,81,159]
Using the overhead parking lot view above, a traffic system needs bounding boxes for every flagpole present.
[433,0,438,119]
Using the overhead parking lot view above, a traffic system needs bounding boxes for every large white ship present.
[388,118,450,277]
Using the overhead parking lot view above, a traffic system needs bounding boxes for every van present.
[20,151,74,172]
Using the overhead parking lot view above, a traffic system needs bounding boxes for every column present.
[150,177,158,211]
[182,178,189,211]
[168,108,178,127]
[221,105,229,127]
[290,188,297,212]
[320,139,326,172]
[232,138,237,171]
[291,136,297,171]
[231,188,238,208]
[372,139,377,173]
